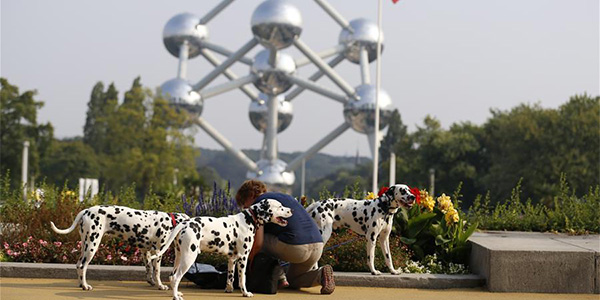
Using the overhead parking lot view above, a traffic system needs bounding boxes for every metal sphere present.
[161,78,203,121]
[163,13,208,59]
[251,0,302,49]
[343,84,393,134]
[251,49,296,95]
[249,93,293,133]
[247,159,295,188]
[339,18,384,64]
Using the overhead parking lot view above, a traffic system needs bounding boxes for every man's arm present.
[248,225,264,269]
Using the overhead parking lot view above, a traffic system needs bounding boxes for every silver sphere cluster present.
[158,0,393,190]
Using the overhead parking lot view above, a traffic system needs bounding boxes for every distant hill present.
[195,148,370,197]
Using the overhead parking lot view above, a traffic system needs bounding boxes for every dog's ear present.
[385,186,396,197]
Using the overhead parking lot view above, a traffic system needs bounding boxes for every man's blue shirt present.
[254,192,323,245]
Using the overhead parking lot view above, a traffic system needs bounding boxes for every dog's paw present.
[81,284,93,291]
[147,279,157,286]
[390,269,401,275]
[370,270,382,275]
[158,284,169,290]
[224,285,234,293]
[243,291,254,297]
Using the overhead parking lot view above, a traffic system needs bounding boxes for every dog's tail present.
[50,209,86,235]
[149,222,186,260]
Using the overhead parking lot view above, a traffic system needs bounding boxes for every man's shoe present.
[278,279,289,289]
[320,265,335,294]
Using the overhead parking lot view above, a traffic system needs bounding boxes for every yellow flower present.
[365,192,376,200]
[419,190,435,212]
[445,207,460,225]
[437,193,453,213]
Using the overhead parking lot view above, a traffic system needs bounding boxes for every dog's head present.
[251,199,293,227]
[383,184,416,209]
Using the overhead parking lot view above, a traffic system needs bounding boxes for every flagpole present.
[372,0,383,194]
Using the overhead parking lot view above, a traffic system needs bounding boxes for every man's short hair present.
[235,179,267,207]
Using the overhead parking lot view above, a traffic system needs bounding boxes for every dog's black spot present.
[190,244,196,252]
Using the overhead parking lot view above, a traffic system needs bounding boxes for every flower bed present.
[0,179,474,274]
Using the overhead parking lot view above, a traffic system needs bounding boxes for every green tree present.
[83,82,118,153]
[0,78,54,188]
[379,109,417,187]
[98,77,198,197]
[414,116,481,195]
[40,139,99,188]
[483,95,600,203]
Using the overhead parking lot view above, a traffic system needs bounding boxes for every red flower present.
[377,186,389,197]
[410,187,421,204]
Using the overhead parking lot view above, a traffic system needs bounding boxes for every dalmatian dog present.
[306,184,415,275]
[50,205,189,290]
[152,199,292,299]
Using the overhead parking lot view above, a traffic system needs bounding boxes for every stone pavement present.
[470,231,600,294]
[1,278,599,300]
[0,262,483,289]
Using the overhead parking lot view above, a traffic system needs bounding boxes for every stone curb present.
[0,262,485,289]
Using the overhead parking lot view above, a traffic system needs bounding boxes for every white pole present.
[21,141,29,200]
[373,0,383,194]
[389,152,396,186]
[301,159,306,196]
[429,168,435,195]
[266,95,279,164]
[177,40,189,79]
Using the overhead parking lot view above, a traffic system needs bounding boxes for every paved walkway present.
[1,278,598,300]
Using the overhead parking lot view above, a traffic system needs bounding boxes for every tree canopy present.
[0,78,54,188]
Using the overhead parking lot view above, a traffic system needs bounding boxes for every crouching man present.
[235,179,335,294]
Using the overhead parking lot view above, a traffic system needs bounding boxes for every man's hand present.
[248,225,264,271]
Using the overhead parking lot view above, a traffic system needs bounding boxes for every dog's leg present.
[237,256,253,297]
[378,229,399,274]
[170,248,196,300]
[366,237,381,275]
[224,258,235,293]
[78,231,102,290]
[153,254,168,290]
[321,222,333,245]
[169,241,184,300]
[144,251,155,286]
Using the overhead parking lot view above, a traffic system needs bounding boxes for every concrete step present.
[0,262,484,289]
[469,231,600,294]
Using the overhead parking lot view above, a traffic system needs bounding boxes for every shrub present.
[394,186,477,265]
[468,175,600,234]
[318,230,411,272]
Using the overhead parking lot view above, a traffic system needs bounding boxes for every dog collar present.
[168,213,178,227]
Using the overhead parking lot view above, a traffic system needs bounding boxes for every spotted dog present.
[306,184,415,275]
[152,199,292,299]
[50,205,189,290]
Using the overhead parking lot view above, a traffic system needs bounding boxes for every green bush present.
[468,175,600,234]
[393,186,477,265]
[318,230,411,272]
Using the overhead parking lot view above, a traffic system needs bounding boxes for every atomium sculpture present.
[160,0,393,191]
